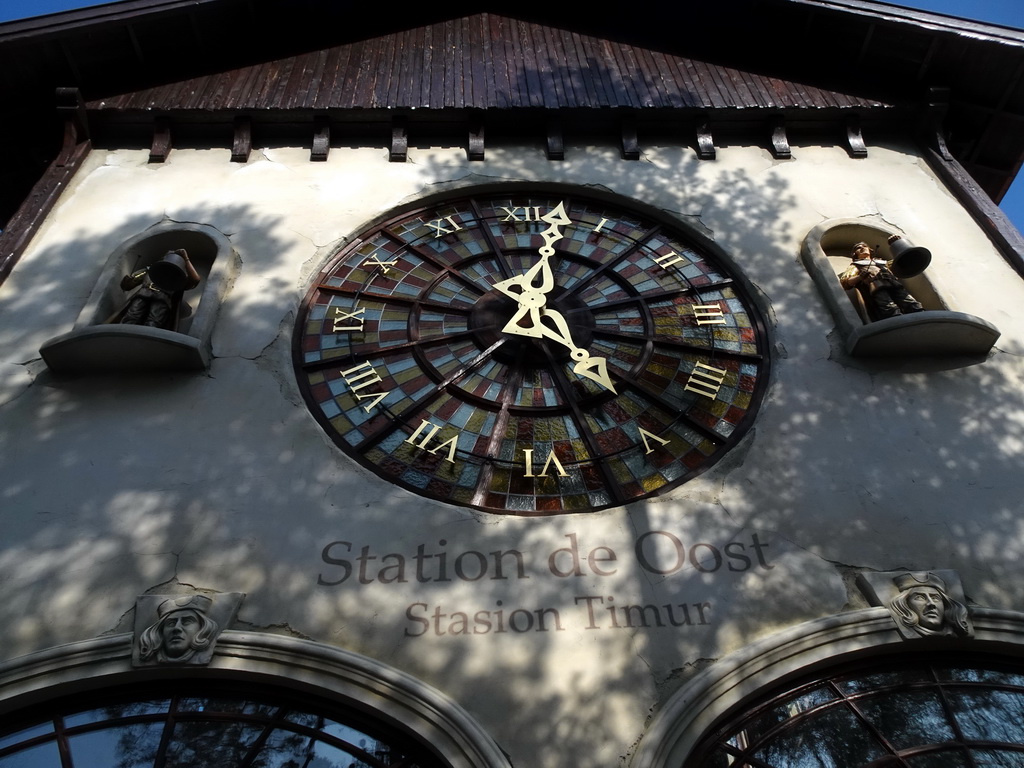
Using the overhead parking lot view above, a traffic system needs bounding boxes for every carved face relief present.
[160,610,203,659]
[132,593,243,667]
[907,587,946,631]
[856,569,974,641]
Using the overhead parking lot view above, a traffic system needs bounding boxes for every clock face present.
[294,190,769,515]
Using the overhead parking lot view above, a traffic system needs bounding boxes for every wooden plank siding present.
[88,14,887,114]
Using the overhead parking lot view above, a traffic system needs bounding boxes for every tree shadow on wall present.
[1,110,1023,768]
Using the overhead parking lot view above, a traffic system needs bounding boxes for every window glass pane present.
[939,668,1024,687]
[836,669,931,694]
[319,717,379,747]
[692,658,1024,767]
[754,706,886,768]
[905,747,971,767]
[177,697,277,717]
[704,745,738,768]
[68,723,164,768]
[0,740,61,768]
[0,690,440,768]
[952,691,1024,742]
[969,749,1024,767]
[247,727,319,768]
[165,720,266,767]
[318,718,405,762]
[742,686,838,747]
[857,691,956,749]
[284,710,322,729]
[305,739,376,768]
[66,699,171,726]
[0,721,53,750]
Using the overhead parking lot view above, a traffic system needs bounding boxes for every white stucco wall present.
[1,140,1022,767]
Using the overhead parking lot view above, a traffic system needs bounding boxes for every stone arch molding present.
[39,221,238,373]
[0,631,512,768]
[800,217,999,357]
[628,606,1024,768]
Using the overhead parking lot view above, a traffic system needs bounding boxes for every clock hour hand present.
[501,303,617,393]
[533,306,617,393]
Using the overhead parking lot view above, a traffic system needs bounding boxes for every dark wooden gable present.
[4,0,1022,199]
[91,13,888,113]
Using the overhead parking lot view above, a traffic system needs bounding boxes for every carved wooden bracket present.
[845,115,868,158]
[696,116,716,160]
[55,87,89,165]
[467,115,484,161]
[231,117,251,163]
[0,88,91,286]
[770,116,791,159]
[149,117,172,163]
[311,116,330,162]
[546,118,564,161]
[620,114,640,160]
[926,87,954,161]
[390,117,408,162]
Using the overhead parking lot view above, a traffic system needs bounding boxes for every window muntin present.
[694,657,1024,768]
[0,685,445,768]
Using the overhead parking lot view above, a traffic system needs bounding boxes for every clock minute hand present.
[493,253,555,306]
[494,200,616,392]
[538,201,571,256]
[493,254,554,339]
[492,200,570,303]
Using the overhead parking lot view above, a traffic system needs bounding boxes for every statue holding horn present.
[839,236,927,321]
[117,248,201,331]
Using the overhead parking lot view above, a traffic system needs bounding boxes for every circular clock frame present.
[293,188,771,515]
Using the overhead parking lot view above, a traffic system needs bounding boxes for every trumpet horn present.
[887,234,931,279]
[148,250,194,292]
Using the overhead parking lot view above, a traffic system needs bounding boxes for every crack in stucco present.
[652,657,717,704]
[0,360,41,409]
[164,217,238,238]
[629,629,655,676]
[232,620,314,640]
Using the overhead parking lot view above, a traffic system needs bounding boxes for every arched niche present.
[0,631,511,768]
[800,218,1000,357]
[39,222,237,373]
[628,606,1024,767]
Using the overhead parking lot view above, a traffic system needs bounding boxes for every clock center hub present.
[468,286,596,366]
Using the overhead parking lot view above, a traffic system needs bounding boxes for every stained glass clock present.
[293,190,770,515]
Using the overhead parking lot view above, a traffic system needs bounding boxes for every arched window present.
[0,633,511,768]
[629,608,1024,768]
[690,655,1024,767]
[0,682,444,768]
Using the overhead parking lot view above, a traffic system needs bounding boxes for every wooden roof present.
[1,0,1022,204]
[90,14,887,113]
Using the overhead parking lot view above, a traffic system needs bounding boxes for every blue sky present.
[1,0,1022,232]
